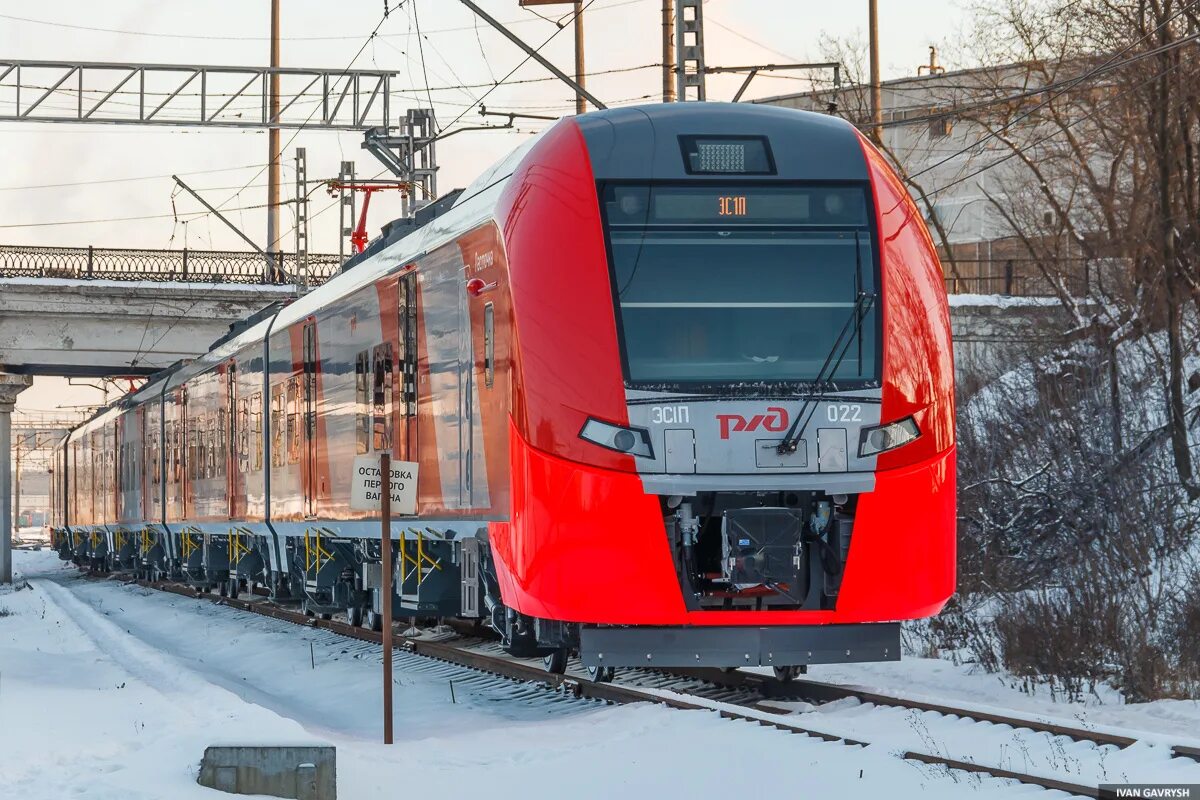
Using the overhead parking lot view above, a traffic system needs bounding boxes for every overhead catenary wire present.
[0,163,275,192]
[902,3,1200,181]
[210,0,410,219]
[412,2,440,120]
[0,0,645,42]
[0,197,303,229]
[276,2,601,244]
[123,3,415,368]
[920,52,1193,200]
[438,0,597,136]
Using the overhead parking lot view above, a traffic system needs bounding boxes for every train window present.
[372,344,394,452]
[603,184,878,388]
[176,419,184,486]
[271,383,286,468]
[217,409,227,478]
[173,426,180,484]
[208,415,218,479]
[198,417,206,480]
[202,417,211,480]
[153,429,160,487]
[484,303,495,388]
[162,422,171,486]
[355,350,370,455]
[287,377,301,465]
[189,419,200,482]
[237,399,249,473]
[201,417,210,480]
[250,392,263,471]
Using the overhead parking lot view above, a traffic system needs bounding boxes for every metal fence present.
[943,273,1091,297]
[0,244,342,286]
[941,256,1092,297]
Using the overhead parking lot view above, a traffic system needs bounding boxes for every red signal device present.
[325,181,411,254]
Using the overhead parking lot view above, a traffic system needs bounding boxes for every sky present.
[3,0,970,420]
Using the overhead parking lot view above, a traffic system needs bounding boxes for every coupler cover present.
[721,507,804,587]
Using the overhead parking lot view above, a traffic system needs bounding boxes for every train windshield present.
[602,184,879,388]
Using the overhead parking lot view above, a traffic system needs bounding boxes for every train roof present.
[575,101,868,182]
[149,131,545,394]
[266,132,543,336]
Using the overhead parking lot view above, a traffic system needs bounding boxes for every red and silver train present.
[51,103,955,679]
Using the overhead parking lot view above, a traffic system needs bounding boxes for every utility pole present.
[463,0,606,110]
[267,0,282,255]
[573,2,586,114]
[868,0,882,143]
[662,0,675,102]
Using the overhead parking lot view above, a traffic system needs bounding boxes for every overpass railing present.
[0,244,341,286]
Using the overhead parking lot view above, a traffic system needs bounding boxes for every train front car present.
[491,103,955,676]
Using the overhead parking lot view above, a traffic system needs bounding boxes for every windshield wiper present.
[776,291,877,455]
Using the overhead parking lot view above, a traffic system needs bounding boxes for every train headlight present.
[858,416,920,457]
[579,418,654,458]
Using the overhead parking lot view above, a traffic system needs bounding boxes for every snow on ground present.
[0,550,1188,799]
[794,658,1200,743]
[946,294,1067,308]
[13,525,50,546]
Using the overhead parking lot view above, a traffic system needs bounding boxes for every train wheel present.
[586,665,615,683]
[772,665,805,682]
[365,610,383,632]
[347,605,363,627]
[228,579,240,599]
[542,649,568,675]
[218,581,229,598]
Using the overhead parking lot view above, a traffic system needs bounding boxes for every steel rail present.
[89,573,1108,797]
[661,666,1145,750]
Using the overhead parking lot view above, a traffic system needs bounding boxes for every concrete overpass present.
[0,243,342,581]
[0,277,300,376]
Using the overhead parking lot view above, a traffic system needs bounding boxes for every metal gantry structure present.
[294,148,310,290]
[0,55,449,272]
[362,109,440,218]
[0,60,399,130]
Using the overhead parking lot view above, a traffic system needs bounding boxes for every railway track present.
[428,620,1200,769]
[652,665,1191,755]
[75,572,1194,798]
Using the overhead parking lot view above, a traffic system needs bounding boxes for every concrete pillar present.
[1,372,33,584]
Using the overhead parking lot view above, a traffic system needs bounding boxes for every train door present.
[398,273,417,464]
[302,321,317,518]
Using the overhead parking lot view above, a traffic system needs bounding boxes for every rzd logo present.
[717,407,789,439]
